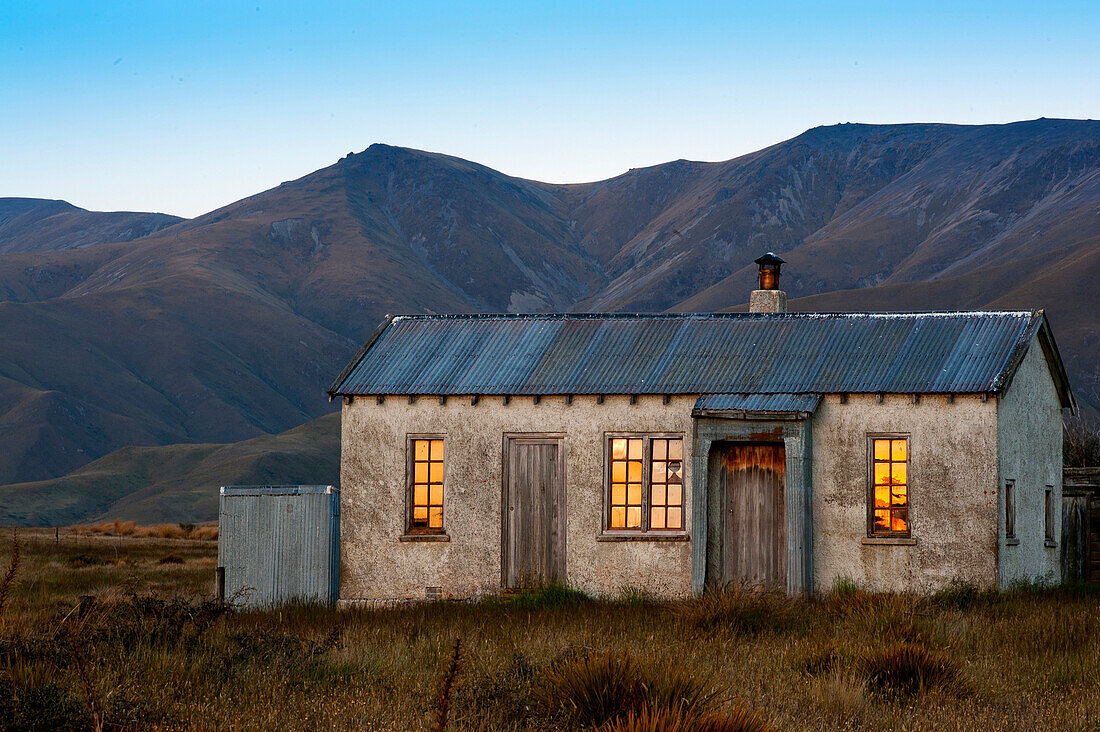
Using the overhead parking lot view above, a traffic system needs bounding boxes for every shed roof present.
[328,311,1074,407]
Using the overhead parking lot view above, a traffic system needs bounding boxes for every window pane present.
[413,484,428,506]
[429,507,443,529]
[611,462,626,482]
[667,485,682,508]
[646,482,664,506]
[891,510,907,533]
[415,440,429,461]
[653,439,667,460]
[651,507,666,529]
[414,463,428,482]
[429,463,443,482]
[626,506,642,528]
[892,462,907,486]
[652,461,666,484]
[628,461,642,482]
[874,486,890,509]
[429,484,443,505]
[874,510,890,532]
[874,462,891,485]
[628,439,643,460]
[430,439,444,461]
[874,439,890,461]
[610,507,626,529]
[667,461,682,483]
[668,439,682,460]
[413,506,428,522]
[667,507,682,530]
[611,483,626,505]
[627,483,642,505]
[891,439,907,462]
[611,438,627,460]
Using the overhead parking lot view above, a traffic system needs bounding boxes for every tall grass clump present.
[680,587,800,636]
[600,704,775,732]
[862,641,968,697]
[542,650,725,727]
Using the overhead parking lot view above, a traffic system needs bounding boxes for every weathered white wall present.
[812,394,1000,592]
[996,338,1063,587]
[340,395,696,601]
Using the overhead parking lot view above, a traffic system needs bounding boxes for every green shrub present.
[863,642,967,697]
[502,583,591,610]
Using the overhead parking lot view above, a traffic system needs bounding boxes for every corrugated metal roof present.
[329,311,1053,397]
[694,393,822,414]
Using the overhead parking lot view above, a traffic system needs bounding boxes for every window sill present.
[1005,538,1020,546]
[861,537,916,546]
[399,534,450,542]
[1045,540,1058,548]
[597,533,690,542]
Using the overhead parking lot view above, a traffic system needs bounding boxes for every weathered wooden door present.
[720,443,787,589]
[503,437,566,589]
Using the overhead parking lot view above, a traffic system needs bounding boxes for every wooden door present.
[720,443,787,590]
[503,437,566,589]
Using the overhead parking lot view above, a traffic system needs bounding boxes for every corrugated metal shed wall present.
[218,486,340,607]
[330,311,1041,397]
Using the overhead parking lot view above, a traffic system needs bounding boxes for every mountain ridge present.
[0,118,1096,523]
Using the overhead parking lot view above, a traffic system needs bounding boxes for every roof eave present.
[991,310,1076,411]
[327,314,395,399]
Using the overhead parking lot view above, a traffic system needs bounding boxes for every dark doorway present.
[710,442,787,590]
[502,436,566,589]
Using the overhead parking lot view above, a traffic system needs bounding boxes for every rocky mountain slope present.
[0,118,1096,523]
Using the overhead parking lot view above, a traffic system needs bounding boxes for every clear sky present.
[2,1,1097,218]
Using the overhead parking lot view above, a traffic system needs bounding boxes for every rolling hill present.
[0,118,1096,524]
[0,197,182,254]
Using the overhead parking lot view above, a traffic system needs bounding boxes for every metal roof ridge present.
[389,310,1035,321]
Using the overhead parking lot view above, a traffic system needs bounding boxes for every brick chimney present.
[749,252,787,313]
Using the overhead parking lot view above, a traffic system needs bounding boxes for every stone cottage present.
[329,256,1075,600]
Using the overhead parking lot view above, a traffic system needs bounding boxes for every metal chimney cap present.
[754,252,786,266]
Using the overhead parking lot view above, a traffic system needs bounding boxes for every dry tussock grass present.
[73,521,218,541]
[0,534,1097,730]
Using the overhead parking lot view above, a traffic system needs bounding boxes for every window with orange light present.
[409,437,445,533]
[607,435,684,532]
[869,436,909,537]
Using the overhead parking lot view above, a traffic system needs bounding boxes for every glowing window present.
[608,435,684,532]
[869,436,909,537]
[410,437,445,532]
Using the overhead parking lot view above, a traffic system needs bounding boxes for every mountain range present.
[0,118,1097,524]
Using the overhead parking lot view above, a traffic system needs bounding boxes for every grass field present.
[1,529,1099,731]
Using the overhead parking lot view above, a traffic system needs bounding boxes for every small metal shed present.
[218,485,340,607]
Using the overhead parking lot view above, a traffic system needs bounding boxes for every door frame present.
[717,440,788,590]
[500,433,567,589]
[691,416,814,595]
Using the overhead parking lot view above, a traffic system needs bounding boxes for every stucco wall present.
[812,394,1000,592]
[340,395,697,601]
[996,339,1063,586]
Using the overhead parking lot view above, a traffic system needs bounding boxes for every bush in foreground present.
[542,650,727,727]
[863,642,968,698]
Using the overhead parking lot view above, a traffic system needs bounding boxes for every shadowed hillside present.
[0,413,338,525]
[0,197,183,254]
[0,119,1097,522]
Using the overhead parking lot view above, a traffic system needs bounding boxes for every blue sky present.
[2,1,1097,218]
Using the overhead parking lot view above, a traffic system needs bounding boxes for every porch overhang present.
[691,393,822,421]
